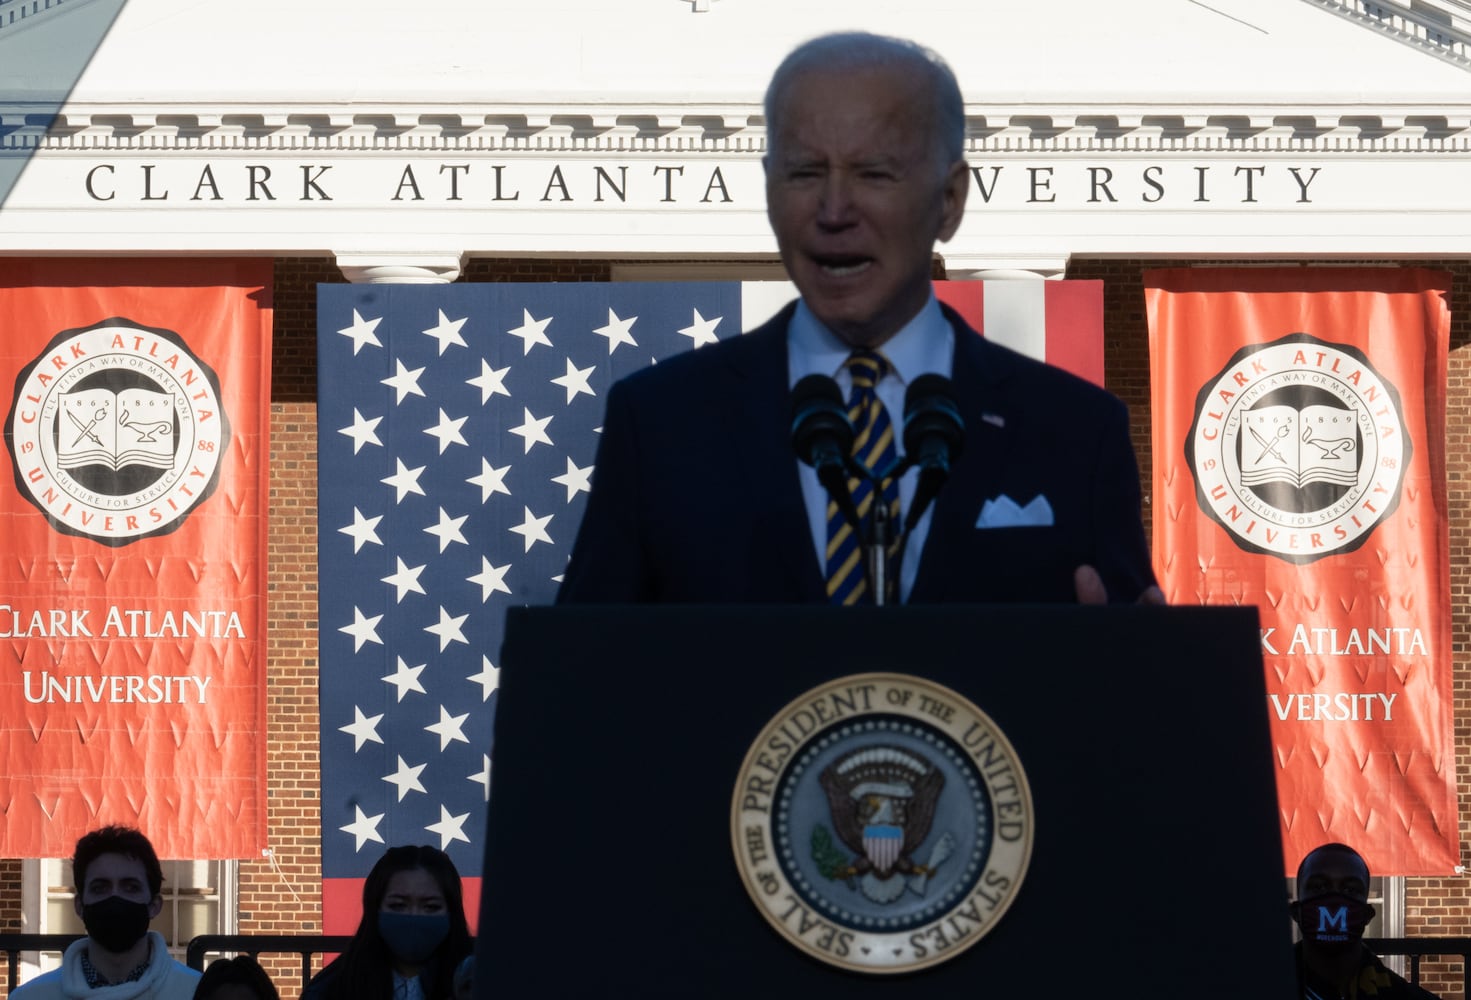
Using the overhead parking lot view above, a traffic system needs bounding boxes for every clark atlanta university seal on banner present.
[5,317,230,546]
[1186,332,1409,565]
[731,673,1033,974]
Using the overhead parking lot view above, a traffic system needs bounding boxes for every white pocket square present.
[976,494,1054,529]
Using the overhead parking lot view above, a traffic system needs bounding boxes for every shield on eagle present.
[819,745,945,891]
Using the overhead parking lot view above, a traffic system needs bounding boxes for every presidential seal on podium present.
[731,672,1034,974]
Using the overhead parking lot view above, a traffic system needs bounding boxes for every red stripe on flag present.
[1043,280,1103,385]
[933,280,985,335]
[936,279,1103,387]
[323,876,482,936]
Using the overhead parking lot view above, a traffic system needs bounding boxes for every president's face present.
[764,62,968,349]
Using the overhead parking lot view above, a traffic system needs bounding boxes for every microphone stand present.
[870,451,948,607]
[868,490,891,607]
[857,373,965,606]
[865,457,904,607]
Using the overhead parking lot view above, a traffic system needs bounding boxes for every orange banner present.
[0,259,271,859]
[1146,268,1455,875]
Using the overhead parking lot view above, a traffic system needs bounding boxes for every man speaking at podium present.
[558,31,1158,607]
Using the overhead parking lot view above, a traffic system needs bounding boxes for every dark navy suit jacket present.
[557,302,1156,604]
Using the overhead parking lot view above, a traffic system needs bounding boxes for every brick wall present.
[237,257,340,988]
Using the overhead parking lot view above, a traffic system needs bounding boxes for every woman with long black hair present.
[301,846,472,1000]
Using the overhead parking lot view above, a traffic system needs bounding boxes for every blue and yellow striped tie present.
[825,351,901,605]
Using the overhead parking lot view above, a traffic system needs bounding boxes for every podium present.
[474,604,1296,997]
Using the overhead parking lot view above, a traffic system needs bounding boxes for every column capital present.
[941,253,1071,280]
[334,252,466,284]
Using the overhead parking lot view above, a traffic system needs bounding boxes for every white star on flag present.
[383,359,428,404]
[425,508,470,552]
[550,359,597,403]
[423,310,469,354]
[426,805,472,850]
[424,409,469,453]
[383,459,427,502]
[339,508,383,553]
[384,756,428,801]
[469,755,492,801]
[468,558,512,601]
[339,608,384,652]
[467,359,511,404]
[382,558,427,603]
[509,507,554,552]
[425,606,470,651]
[340,805,385,850]
[678,308,722,347]
[551,458,594,502]
[467,656,500,700]
[507,309,553,355]
[468,459,512,503]
[339,409,383,454]
[592,308,638,353]
[426,705,471,751]
[338,310,383,355]
[383,657,428,701]
[339,706,385,751]
[509,408,554,453]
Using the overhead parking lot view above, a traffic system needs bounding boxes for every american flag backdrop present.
[314,278,1102,929]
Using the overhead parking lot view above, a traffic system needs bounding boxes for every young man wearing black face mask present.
[1292,842,1441,1000]
[13,825,201,1000]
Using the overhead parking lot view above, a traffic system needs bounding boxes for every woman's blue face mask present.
[378,911,450,965]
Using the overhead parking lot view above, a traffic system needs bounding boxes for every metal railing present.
[1364,936,1471,996]
[1,935,82,996]
[3,934,1464,996]
[186,934,356,992]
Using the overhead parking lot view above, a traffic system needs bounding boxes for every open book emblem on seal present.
[731,673,1033,974]
[4,317,231,546]
[1186,331,1408,564]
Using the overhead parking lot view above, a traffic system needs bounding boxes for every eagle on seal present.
[818,745,944,883]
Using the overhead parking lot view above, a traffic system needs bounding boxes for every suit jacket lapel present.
[910,308,1021,602]
[728,306,827,602]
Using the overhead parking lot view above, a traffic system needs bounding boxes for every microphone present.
[791,374,861,533]
[902,374,964,533]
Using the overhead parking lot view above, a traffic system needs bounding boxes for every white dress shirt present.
[786,294,955,602]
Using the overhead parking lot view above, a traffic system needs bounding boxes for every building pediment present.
[5,0,1467,105]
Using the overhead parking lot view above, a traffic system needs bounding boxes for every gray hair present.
[763,31,965,167]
